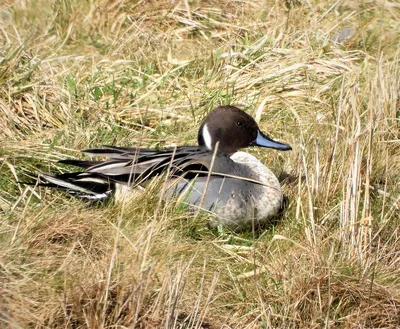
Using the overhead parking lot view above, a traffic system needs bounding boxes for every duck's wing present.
[36,145,212,201]
[61,145,211,180]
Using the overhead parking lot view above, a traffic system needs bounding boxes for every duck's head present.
[197,105,292,156]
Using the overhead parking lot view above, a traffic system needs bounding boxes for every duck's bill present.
[251,130,292,151]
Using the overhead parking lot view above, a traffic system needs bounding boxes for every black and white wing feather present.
[37,145,211,201]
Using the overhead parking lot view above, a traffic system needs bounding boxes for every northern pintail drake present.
[37,105,292,230]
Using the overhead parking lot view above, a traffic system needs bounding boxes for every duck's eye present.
[236,121,243,127]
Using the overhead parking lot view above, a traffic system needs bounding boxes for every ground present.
[1,0,399,328]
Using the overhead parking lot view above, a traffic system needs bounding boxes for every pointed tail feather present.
[38,172,115,201]
[59,159,104,169]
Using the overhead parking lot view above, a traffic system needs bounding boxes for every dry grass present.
[1,0,399,328]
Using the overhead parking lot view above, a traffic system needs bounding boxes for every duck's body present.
[164,151,283,228]
[37,106,291,230]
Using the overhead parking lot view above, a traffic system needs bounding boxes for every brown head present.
[197,105,291,155]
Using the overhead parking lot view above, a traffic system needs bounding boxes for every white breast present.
[230,151,283,222]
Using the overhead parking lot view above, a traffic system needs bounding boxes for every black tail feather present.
[36,172,115,201]
[59,159,104,169]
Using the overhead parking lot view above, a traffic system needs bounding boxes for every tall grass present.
[1,0,399,328]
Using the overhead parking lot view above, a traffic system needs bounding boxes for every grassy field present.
[1,0,399,328]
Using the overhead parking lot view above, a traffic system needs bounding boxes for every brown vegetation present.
[1,0,399,328]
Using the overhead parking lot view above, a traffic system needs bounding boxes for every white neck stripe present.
[202,123,213,150]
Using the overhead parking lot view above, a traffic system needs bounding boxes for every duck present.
[37,105,292,230]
